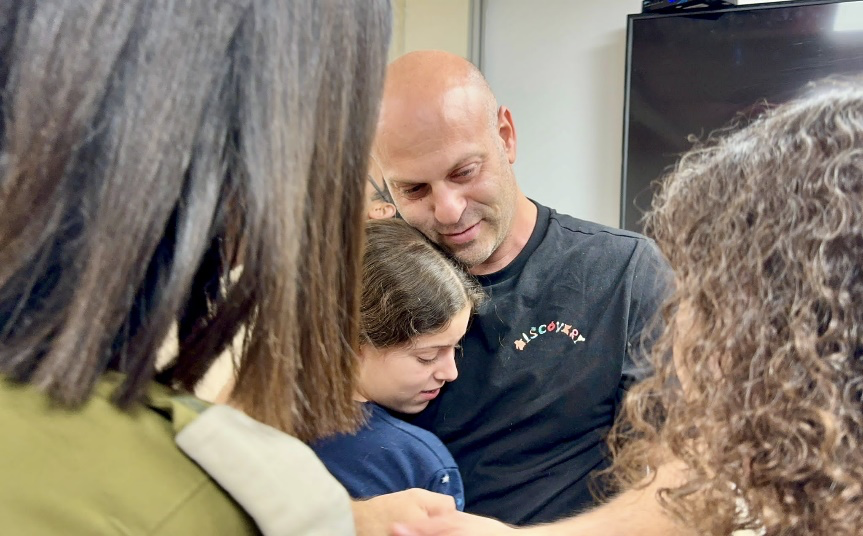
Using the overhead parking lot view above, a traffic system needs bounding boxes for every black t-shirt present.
[408,201,671,525]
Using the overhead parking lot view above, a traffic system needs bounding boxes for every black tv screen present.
[621,0,863,232]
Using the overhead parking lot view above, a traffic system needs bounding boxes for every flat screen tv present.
[621,0,863,232]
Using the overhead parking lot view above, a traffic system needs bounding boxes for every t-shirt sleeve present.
[622,238,673,391]
[425,467,465,511]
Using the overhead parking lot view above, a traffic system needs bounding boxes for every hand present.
[353,489,457,536]
[391,510,520,536]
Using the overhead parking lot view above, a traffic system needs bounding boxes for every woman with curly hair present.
[605,78,863,536]
[393,81,863,536]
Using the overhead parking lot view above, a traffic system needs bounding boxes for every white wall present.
[481,0,642,228]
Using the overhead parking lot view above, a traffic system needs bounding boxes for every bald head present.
[384,50,495,104]
[376,51,498,153]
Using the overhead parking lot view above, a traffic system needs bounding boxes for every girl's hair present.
[361,219,484,348]
[608,79,863,535]
[0,0,390,442]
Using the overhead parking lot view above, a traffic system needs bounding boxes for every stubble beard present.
[448,214,510,268]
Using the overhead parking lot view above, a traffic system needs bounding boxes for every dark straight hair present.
[0,0,390,441]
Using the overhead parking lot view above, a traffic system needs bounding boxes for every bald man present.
[373,50,672,526]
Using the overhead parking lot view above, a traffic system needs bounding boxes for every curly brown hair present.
[608,80,863,535]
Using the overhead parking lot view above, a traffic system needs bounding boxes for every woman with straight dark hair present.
[0,1,454,534]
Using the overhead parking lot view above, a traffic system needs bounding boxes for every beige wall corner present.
[389,0,472,61]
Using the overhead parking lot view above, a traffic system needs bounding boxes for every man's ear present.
[498,105,517,164]
[368,203,397,220]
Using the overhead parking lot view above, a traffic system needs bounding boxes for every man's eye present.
[401,184,427,198]
[453,165,477,178]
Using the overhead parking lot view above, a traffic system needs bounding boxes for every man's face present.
[376,97,518,268]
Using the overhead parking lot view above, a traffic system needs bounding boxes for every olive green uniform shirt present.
[0,374,259,535]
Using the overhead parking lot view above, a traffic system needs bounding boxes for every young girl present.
[312,218,484,510]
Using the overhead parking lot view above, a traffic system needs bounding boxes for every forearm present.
[521,461,696,536]
[390,460,697,536]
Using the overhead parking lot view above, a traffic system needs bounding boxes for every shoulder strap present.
[176,404,355,536]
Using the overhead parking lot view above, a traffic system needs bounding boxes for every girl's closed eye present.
[417,344,463,365]
[416,352,439,365]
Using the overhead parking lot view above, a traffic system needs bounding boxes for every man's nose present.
[432,185,467,226]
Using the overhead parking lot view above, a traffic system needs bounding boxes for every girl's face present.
[357,305,472,414]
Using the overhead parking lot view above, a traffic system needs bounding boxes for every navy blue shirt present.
[312,403,464,510]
